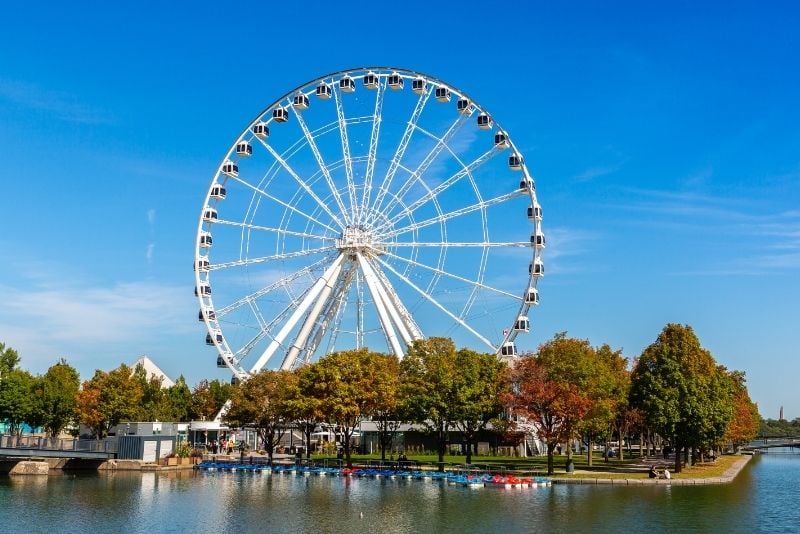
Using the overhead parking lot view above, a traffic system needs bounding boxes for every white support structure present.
[358,77,385,225]
[290,104,352,225]
[375,255,497,352]
[333,83,358,223]
[355,252,405,359]
[281,258,345,370]
[249,253,345,373]
[368,256,423,341]
[361,256,413,346]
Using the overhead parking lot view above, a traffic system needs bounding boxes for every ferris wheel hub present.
[336,225,384,255]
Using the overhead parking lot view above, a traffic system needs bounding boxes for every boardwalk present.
[0,433,116,460]
[745,437,800,451]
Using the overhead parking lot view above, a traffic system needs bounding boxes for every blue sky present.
[0,2,798,418]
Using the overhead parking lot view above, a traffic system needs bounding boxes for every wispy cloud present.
[572,159,628,182]
[615,187,800,274]
[146,209,156,264]
[0,277,194,373]
[0,79,110,124]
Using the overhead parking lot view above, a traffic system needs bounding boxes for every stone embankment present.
[552,454,753,486]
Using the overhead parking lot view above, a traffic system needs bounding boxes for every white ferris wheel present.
[194,67,544,381]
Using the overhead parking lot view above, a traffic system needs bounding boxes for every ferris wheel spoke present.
[214,218,335,242]
[332,83,358,223]
[378,190,525,241]
[367,86,433,225]
[374,112,471,216]
[231,175,341,235]
[253,137,346,229]
[358,78,386,225]
[209,247,336,271]
[384,241,529,248]
[373,255,497,352]
[378,147,500,232]
[290,104,352,225]
[377,248,522,301]
[214,257,329,318]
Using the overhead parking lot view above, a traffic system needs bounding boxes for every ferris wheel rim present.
[194,67,544,379]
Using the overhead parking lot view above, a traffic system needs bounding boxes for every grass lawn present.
[318,451,744,480]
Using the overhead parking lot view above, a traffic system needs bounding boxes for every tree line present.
[0,342,231,439]
[1,323,761,474]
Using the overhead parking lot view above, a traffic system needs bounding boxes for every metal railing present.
[0,433,118,454]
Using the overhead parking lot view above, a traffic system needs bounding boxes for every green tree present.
[369,353,405,462]
[452,349,509,464]
[133,363,166,421]
[304,349,381,467]
[401,337,461,471]
[0,368,35,434]
[190,380,218,420]
[291,365,324,460]
[0,342,21,377]
[630,324,733,472]
[224,370,297,462]
[167,376,193,422]
[509,353,590,475]
[40,359,80,437]
[75,364,143,438]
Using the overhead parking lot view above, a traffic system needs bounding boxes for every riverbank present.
[551,453,753,485]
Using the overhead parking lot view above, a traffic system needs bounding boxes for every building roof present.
[132,355,175,388]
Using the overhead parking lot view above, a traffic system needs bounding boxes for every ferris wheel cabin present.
[217,355,227,368]
[195,283,211,297]
[519,176,534,190]
[364,71,379,89]
[253,122,269,139]
[235,140,252,157]
[340,75,356,92]
[293,93,309,110]
[273,107,289,123]
[524,286,539,305]
[202,207,218,222]
[527,203,542,221]
[195,256,209,272]
[531,231,545,249]
[221,160,238,177]
[199,231,213,248]
[206,330,223,346]
[388,72,404,90]
[435,86,451,102]
[500,342,518,357]
[210,184,226,200]
[198,308,216,322]
[316,83,332,99]
[456,98,471,114]
[477,113,492,130]
[494,131,509,148]
[529,259,544,277]
[412,77,426,94]
[514,316,530,332]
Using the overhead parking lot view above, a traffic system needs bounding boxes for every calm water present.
[1,451,798,533]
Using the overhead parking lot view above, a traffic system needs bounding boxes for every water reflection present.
[0,453,797,533]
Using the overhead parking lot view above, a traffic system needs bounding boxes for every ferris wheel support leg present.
[360,257,413,346]
[249,254,346,374]
[366,256,422,342]
[356,253,406,359]
[214,399,232,423]
[281,260,345,370]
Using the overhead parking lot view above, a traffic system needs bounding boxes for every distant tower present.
[780,406,784,421]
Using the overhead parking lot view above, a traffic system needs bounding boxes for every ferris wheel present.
[194,67,544,381]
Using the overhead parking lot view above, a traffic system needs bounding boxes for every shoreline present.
[551,454,753,486]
